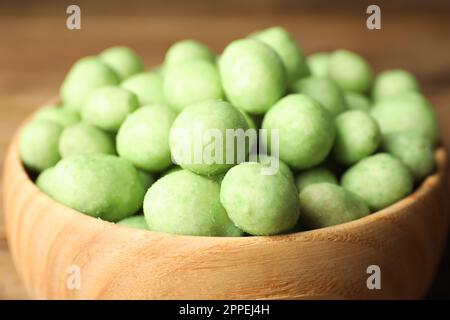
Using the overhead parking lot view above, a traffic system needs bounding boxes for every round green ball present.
[59,123,115,158]
[372,69,419,100]
[20,119,63,172]
[256,154,294,184]
[299,183,370,229]
[82,86,139,132]
[251,26,308,84]
[333,110,381,165]
[121,72,166,106]
[117,104,177,172]
[341,153,413,211]
[262,94,335,170]
[344,92,371,111]
[290,76,348,117]
[169,100,249,176]
[328,50,373,93]
[165,39,215,68]
[220,162,300,235]
[34,106,80,127]
[306,52,330,78]
[117,215,149,230]
[144,169,237,236]
[99,46,144,80]
[382,131,435,182]
[36,167,56,195]
[219,38,286,114]
[295,167,338,193]
[45,154,145,221]
[60,56,120,112]
[370,92,439,145]
[163,60,223,111]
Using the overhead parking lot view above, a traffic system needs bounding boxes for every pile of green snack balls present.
[20,26,439,236]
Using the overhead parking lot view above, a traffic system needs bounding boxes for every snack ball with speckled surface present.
[144,169,240,236]
[82,86,139,132]
[295,167,338,192]
[169,99,249,176]
[341,153,413,211]
[290,76,348,117]
[251,26,308,84]
[256,154,294,184]
[220,162,300,235]
[117,104,177,172]
[121,72,166,106]
[299,183,370,229]
[219,38,286,114]
[165,39,215,68]
[34,106,80,127]
[382,131,435,182]
[370,92,439,145]
[19,119,63,172]
[58,123,115,158]
[164,60,223,111]
[306,52,330,78]
[344,92,371,111]
[117,215,149,230]
[333,110,381,165]
[328,50,373,93]
[60,56,120,112]
[262,94,335,170]
[99,46,144,80]
[372,69,419,100]
[36,167,56,195]
[44,154,145,221]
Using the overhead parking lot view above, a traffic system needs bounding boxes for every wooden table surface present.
[1,0,450,299]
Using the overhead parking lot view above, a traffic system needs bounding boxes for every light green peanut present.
[34,106,80,127]
[295,167,338,193]
[121,72,166,105]
[306,52,330,78]
[117,215,149,230]
[219,38,286,114]
[165,39,215,68]
[99,46,144,80]
[372,69,419,100]
[220,162,300,235]
[344,92,371,111]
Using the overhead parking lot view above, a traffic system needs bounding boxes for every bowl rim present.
[7,103,448,243]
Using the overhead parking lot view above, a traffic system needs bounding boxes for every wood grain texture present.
[3,117,449,299]
[1,0,450,299]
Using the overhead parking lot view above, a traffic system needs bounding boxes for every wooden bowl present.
[3,117,449,300]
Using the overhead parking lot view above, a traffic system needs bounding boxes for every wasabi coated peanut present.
[333,110,381,165]
[117,104,177,172]
[299,183,370,229]
[169,100,249,176]
[306,52,329,78]
[295,167,338,193]
[220,162,300,235]
[19,119,63,172]
[219,38,286,114]
[372,69,419,100]
[59,123,116,158]
[382,131,434,182]
[164,39,215,68]
[161,165,182,177]
[43,154,145,221]
[163,60,223,111]
[60,56,120,112]
[82,86,139,132]
[262,94,335,170]
[370,92,439,145]
[328,50,373,93]
[144,169,241,236]
[117,215,149,230]
[251,26,308,84]
[290,76,348,117]
[99,46,144,80]
[36,167,55,195]
[34,105,80,127]
[121,72,166,105]
[344,92,371,111]
[341,153,413,211]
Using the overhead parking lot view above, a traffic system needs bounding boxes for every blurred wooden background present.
[1,0,450,299]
